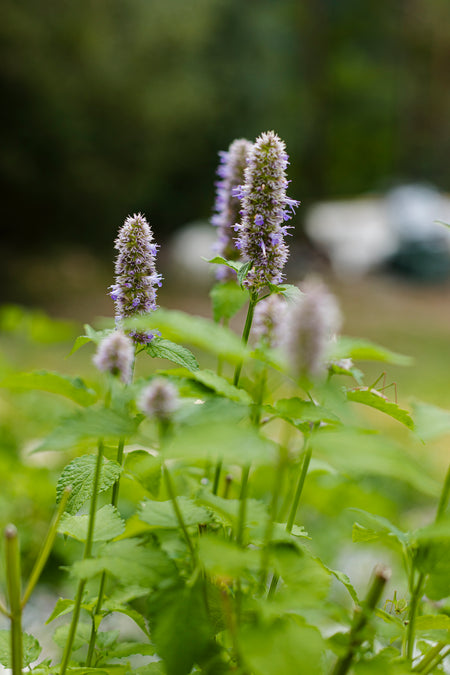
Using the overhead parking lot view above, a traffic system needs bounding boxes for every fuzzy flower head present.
[93,330,134,384]
[235,131,299,291]
[109,213,162,344]
[252,294,288,349]
[211,138,252,281]
[284,278,342,380]
[139,378,179,421]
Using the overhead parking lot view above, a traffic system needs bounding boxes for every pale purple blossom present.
[139,378,179,421]
[235,131,299,291]
[93,330,134,384]
[110,213,162,344]
[284,278,342,379]
[211,138,252,281]
[252,294,288,349]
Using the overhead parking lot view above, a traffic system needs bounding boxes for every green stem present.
[0,600,9,618]
[86,436,125,666]
[236,465,250,547]
[331,566,390,675]
[212,459,223,496]
[259,449,286,591]
[60,438,105,675]
[251,367,267,427]
[233,293,257,387]
[5,525,22,675]
[22,487,71,608]
[163,464,197,565]
[435,462,450,522]
[406,572,425,662]
[286,435,312,534]
[413,640,447,672]
[421,647,450,675]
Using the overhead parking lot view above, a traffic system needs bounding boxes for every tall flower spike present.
[284,277,342,379]
[110,213,162,344]
[93,330,134,384]
[235,131,299,291]
[211,138,252,281]
[252,294,288,349]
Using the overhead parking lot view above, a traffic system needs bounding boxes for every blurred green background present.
[1,0,450,260]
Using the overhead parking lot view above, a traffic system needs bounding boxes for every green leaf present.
[435,219,450,228]
[0,630,42,668]
[313,428,438,496]
[103,603,151,638]
[412,400,450,440]
[56,455,122,514]
[350,509,408,547]
[272,397,341,429]
[197,534,260,577]
[123,308,249,364]
[67,335,92,356]
[328,337,413,365]
[53,622,92,651]
[124,450,161,496]
[146,337,199,372]
[103,641,155,658]
[240,616,325,675]
[134,664,165,675]
[203,255,242,272]
[46,598,75,623]
[347,389,414,429]
[0,371,97,406]
[322,565,360,604]
[196,490,268,532]
[58,504,125,541]
[138,497,213,529]
[84,324,114,344]
[266,283,302,303]
[237,260,252,286]
[210,282,248,322]
[70,539,176,587]
[188,369,252,403]
[149,580,223,675]
[165,421,276,465]
[35,407,138,453]
[415,614,450,631]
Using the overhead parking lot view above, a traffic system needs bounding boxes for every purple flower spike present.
[93,330,134,384]
[236,131,300,291]
[211,138,252,281]
[111,213,162,344]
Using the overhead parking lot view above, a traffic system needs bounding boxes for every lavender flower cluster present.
[211,138,252,281]
[235,131,299,292]
[93,330,134,384]
[110,213,162,344]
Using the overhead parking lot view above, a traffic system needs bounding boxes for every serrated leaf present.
[58,504,125,541]
[35,407,138,453]
[237,260,252,286]
[124,450,161,496]
[165,421,276,465]
[56,455,122,514]
[67,335,92,356]
[70,539,176,587]
[103,604,150,638]
[328,337,413,366]
[0,630,42,668]
[266,283,302,303]
[0,371,97,406]
[84,324,114,344]
[146,337,199,372]
[46,598,75,624]
[196,490,268,531]
[412,400,450,440]
[210,281,248,322]
[134,664,165,675]
[122,308,249,364]
[322,564,360,604]
[53,623,92,651]
[188,369,251,403]
[138,497,213,529]
[415,614,450,631]
[198,534,260,577]
[347,389,414,429]
[350,509,408,547]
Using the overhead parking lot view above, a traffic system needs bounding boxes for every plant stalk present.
[60,438,105,675]
[5,525,22,675]
[163,463,197,564]
[233,293,257,387]
[286,435,312,534]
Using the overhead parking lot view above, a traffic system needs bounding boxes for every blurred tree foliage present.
[0,0,449,253]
